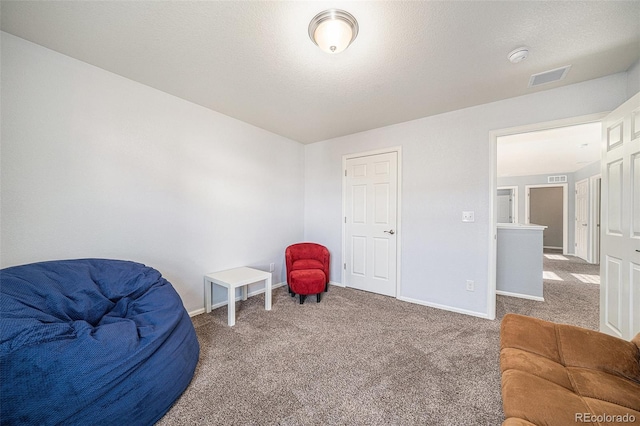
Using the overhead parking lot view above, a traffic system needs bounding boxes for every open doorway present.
[490,114,605,312]
[496,120,603,258]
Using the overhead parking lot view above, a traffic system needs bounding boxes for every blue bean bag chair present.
[0,259,199,425]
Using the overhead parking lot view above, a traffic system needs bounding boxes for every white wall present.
[0,32,305,313]
[2,30,636,321]
[574,160,601,182]
[304,74,627,318]
[627,59,640,100]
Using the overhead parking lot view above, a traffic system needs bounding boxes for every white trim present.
[499,223,547,231]
[497,185,519,223]
[489,113,608,323]
[190,281,286,317]
[397,296,491,319]
[329,280,345,288]
[341,146,402,299]
[491,113,609,139]
[189,308,205,317]
[543,245,563,250]
[589,174,601,264]
[525,183,569,254]
[488,129,498,321]
[496,290,545,302]
[574,177,590,261]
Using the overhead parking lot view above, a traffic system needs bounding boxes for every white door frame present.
[489,112,608,321]
[525,183,569,253]
[589,174,602,264]
[497,185,519,223]
[575,178,590,260]
[341,146,402,297]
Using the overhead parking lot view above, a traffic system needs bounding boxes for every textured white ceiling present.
[1,1,639,144]
[497,122,602,178]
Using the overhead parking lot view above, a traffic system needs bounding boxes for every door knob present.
[384,230,395,235]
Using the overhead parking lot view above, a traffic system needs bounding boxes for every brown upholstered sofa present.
[500,314,640,426]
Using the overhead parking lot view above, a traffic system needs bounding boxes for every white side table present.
[204,267,272,326]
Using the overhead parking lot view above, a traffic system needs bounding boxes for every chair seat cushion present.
[289,269,326,295]
[291,259,325,273]
[0,259,199,426]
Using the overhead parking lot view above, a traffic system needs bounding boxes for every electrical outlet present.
[269,263,275,272]
[462,211,475,222]
[466,280,474,291]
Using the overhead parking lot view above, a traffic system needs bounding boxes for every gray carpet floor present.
[158,255,599,426]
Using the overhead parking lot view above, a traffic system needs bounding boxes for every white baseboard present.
[543,246,563,250]
[397,296,491,319]
[188,308,205,317]
[496,290,544,302]
[329,280,345,288]
[188,281,286,317]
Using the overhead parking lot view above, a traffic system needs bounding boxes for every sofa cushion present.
[501,369,593,425]
[568,367,640,411]
[557,325,640,382]
[500,314,640,426]
[503,419,537,426]
[500,313,562,363]
[500,347,573,390]
[581,399,640,423]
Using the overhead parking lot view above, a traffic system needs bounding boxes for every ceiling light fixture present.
[308,9,358,54]
[508,47,529,63]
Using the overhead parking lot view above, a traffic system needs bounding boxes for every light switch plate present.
[462,211,475,222]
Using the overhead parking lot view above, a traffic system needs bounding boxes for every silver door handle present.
[636,250,640,253]
[384,230,395,235]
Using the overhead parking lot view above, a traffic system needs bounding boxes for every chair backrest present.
[285,243,330,283]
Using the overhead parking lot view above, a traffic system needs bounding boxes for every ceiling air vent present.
[529,65,571,88]
[548,175,567,183]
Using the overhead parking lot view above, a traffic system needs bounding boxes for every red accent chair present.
[285,243,330,304]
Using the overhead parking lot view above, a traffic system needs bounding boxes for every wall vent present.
[547,175,567,183]
[529,65,571,87]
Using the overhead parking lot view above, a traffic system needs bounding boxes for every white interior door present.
[575,179,589,261]
[344,151,398,297]
[600,92,640,340]
[497,191,513,223]
[497,195,511,223]
[592,177,601,264]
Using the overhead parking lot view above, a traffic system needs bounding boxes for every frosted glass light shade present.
[309,9,358,54]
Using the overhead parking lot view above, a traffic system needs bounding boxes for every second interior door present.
[575,179,589,261]
[344,151,398,297]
